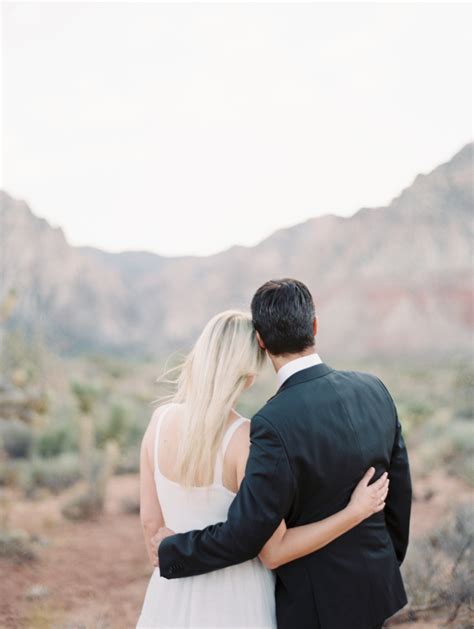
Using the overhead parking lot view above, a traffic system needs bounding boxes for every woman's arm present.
[258,468,389,570]
[139,410,165,566]
[232,420,388,570]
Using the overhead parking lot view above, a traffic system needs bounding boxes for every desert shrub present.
[434,420,474,483]
[417,414,474,484]
[96,404,127,447]
[125,414,149,447]
[0,460,13,486]
[453,363,474,420]
[0,327,47,385]
[434,503,474,624]
[444,421,474,483]
[402,503,473,624]
[403,538,445,607]
[90,354,129,379]
[71,381,99,414]
[62,440,119,520]
[95,399,149,452]
[398,400,434,436]
[121,495,140,514]
[0,418,34,458]
[61,489,103,521]
[0,529,37,562]
[0,458,30,488]
[36,419,78,458]
[21,453,81,495]
[116,445,140,475]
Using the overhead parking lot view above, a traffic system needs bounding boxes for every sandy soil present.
[0,472,472,629]
[0,475,148,628]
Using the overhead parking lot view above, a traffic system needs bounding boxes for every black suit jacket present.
[158,363,412,629]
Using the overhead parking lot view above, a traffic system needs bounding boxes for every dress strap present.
[153,403,177,475]
[213,416,250,485]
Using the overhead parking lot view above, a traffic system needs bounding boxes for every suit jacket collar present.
[267,362,333,402]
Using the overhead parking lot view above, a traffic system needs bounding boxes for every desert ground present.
[1,467,472,629]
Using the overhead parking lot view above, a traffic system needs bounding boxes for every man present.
[154,278,412,629]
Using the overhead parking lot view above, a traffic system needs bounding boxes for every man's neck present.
[269,346,317,373]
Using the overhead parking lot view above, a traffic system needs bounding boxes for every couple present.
[137,279,412,629]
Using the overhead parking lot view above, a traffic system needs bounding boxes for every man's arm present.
[158,413,297,579]
[376,378,412,565]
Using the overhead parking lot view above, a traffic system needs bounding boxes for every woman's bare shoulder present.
[229,417,251,451]
[221,417,251,491]
[237,416,251,433]
[142,402,179,448]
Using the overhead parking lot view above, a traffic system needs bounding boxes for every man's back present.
[158,367,411,629]
[259,363,411,628]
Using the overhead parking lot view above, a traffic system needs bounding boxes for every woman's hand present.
[348,467,389,523]
[151,526,175,567]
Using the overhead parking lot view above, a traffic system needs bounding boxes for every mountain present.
[1,143,472,359]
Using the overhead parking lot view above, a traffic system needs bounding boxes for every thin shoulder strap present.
[153,403,177,474]
[213,416,250,485]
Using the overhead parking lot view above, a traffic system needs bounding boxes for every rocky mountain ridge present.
[1,143,472,358]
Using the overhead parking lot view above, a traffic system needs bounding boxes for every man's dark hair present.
[251,278,316,355]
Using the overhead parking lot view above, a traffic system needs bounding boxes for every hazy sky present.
[2,2,472,256]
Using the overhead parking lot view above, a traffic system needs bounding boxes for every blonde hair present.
[159,310,265,488]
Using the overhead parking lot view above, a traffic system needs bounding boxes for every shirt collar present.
[277,352,323,387]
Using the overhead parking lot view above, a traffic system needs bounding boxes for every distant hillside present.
[1,143,472,358]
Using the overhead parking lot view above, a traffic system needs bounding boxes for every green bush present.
[402,503,473,624]
[71,381,99,414]
[0,458,29,487]
[444,421,474,483]
[0,529,37,563]
[453,364,474,420]
[62,440,119,520]
[36,420,77,458]
[116,445,140,475]
[96,404,127,447]
[61,489,103,521]
[398,400,434,436]
[125,412,149,448]
[0,419,34,458]
[121,495,140,514]
[90,354,129,379]
[21,453,81,495]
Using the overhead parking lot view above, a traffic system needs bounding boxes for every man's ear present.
[256,331,266,350]
[313,316,318,337]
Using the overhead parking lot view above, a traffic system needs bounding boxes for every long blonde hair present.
[160,310,265,488]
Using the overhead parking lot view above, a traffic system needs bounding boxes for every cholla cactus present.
[63,382,121,520]
[95,440,120,506]
[0,490,11,532]
[79,413,94,481]
[0,289,17,324]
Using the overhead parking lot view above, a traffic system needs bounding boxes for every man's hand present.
[151,527,175,567]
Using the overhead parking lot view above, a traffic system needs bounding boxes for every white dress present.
[136,404,277,629]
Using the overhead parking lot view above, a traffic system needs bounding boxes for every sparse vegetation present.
[36,417,77,458]
[0,329,472,626]
[62,439,120,521]
[116,445,141,475]
[401,503,473,626]
[0,418,34,458]
[0,529,37,563]
[121,494,140,515]
[23,453,82,496]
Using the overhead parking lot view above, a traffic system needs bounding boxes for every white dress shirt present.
[277,352,323,387]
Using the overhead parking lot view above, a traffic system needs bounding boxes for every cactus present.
[78,413,94,481]
[63,382,120,520]
[0,489,11,532]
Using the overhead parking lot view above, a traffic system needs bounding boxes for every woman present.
[137,310,389,628]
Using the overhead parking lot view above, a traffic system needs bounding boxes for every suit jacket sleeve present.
[158,412,297,579]
[376,378,412,565]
